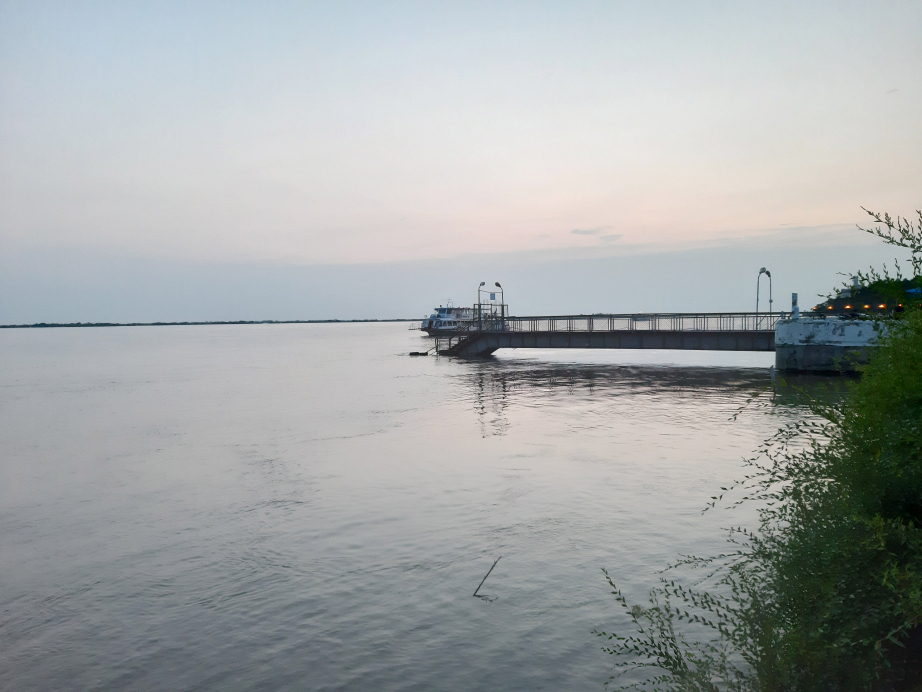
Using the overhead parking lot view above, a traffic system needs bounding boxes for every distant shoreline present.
[0,319,418,329]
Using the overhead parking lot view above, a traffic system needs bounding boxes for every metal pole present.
[768,274,773,315]
[756,273,761,315]
[495,284,504,325]
[477,282,485,331]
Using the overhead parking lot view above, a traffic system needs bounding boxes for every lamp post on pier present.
[757,267,772,326]
[477,282,485,330]
[494,282,504,321]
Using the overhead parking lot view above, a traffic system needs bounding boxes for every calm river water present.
[1,323,819,690]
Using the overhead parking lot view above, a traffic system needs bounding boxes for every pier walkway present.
[433,312,785,356]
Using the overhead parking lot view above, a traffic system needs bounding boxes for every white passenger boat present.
[419,304,475,336]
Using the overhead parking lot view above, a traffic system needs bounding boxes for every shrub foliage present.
[598,210,922,691]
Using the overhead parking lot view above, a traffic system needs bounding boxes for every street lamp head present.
[495,282,501,288]
[765,270,771,278]
[479,281,485,286]
[759,267,767,275]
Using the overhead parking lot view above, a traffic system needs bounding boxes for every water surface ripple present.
[1,323,812,690]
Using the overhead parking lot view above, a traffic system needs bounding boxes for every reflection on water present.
[461,360,849,437]
[460,360,775,437]
[771,371,854,408]
[0,324,843,692]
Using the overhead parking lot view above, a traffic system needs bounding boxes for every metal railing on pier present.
[483,311,784,334]
[432,312,786,354]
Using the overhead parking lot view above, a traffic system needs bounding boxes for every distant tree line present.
[0,319,419,329]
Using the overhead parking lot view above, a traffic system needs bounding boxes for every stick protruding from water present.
[473,556,502,597]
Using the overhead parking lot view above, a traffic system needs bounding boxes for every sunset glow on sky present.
[2,1,919,269]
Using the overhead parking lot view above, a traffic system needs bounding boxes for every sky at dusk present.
[1,1,920,320]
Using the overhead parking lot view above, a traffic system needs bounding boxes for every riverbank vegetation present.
[599,209,922,691]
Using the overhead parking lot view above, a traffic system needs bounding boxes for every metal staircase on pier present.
[434,332,478,355]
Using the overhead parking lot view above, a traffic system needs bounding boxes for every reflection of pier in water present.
[460,361,848,437]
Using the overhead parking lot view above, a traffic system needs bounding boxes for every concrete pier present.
[774,317,883,372]
[446,329,775,357]
[428,310,887,372]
